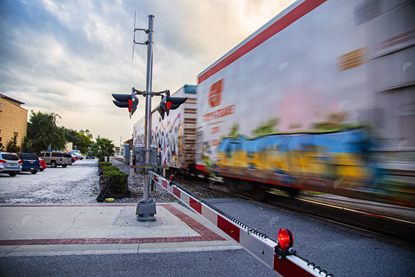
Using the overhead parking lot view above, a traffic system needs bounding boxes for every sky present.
[0,0,295,146]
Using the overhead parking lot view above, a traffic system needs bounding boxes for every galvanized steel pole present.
[135,15,156,221]
[143,15,154,201]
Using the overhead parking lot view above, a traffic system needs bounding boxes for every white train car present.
[195,0,415,205]
[133,85,197,171]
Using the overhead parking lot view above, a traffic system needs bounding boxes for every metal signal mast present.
[112,14,186,221]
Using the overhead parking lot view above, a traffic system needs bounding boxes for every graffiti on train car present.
[152,114,184,168]
[202,127,414,207]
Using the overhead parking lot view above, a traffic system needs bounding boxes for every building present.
[0,94,28,149]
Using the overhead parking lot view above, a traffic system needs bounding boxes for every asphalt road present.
[205,198,415,277]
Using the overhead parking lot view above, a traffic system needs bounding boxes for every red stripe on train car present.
[196,164,207,173]
[173,187,181,198]
[217,216,240,242]
[273,255,316,277]
[198,0,327,84]
[189,197,202,214]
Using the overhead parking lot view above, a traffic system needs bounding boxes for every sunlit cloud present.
[0,0,295,144]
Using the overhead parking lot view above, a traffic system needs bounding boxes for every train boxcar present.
[133,85,197,171]
[195,0,415,205]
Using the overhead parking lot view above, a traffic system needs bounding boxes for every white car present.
[71,152,84,160]
[0,152,22,177]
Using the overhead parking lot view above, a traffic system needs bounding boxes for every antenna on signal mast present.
[132,10,150,61]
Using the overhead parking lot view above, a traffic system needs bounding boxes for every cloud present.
[0,0,295,144]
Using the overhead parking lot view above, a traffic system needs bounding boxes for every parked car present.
[86,151,95,159]
[70,152,84,160]
[0,152,22,177]
[39,158,47,171]
[16,153,40,174]
[62,152,73,165]
[70,154,78,163]
[39,151,71,168]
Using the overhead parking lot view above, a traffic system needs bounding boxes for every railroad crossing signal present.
[157,90,187,119]
[112,89,139,118]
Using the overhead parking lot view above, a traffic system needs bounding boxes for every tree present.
[77,133,93,153]
[27,111,66,153]
[60,127,86,151]
[90,138,115,162]
[79,129,93,140]
[21,136,35,153]
[6,137,21,152]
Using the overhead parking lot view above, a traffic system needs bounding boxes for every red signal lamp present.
[167,102,171,110]
[169,175,175,186]
[278,228,294,250]
[275,228,296,259]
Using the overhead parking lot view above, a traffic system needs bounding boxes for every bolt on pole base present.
[136,199,156,221]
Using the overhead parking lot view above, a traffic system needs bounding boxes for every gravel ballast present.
[0,158,174,204]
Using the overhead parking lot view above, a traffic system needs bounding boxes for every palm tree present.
[91,138,115,162]
[27,111,66,153]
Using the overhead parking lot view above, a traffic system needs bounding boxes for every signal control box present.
[134,146,159,174]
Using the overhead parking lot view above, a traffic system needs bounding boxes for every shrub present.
[103,170,129,193]
[99,162,112,168]
[101,165,119,172]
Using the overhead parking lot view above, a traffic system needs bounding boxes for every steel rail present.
[266,193,415,245]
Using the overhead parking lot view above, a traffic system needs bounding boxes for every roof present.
[0,94,25,105]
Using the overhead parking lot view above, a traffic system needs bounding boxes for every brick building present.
[0,94,28,149]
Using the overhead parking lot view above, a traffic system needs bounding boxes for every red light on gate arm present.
[170,175,175,182]
[167,102,171,110]
[278,228,294,250]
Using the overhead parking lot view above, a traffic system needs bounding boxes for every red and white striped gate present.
[149,172,332,277]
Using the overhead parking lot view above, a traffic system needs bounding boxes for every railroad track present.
[175,175,415,247]
[265,193,415,246]
[110,162,415,247]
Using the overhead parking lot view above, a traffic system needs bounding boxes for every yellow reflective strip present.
[338,47,367,72]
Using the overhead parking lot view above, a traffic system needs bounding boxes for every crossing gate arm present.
[149,172,333,277]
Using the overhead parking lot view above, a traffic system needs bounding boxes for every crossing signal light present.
[278,228,294,250]
[157,90,187,119]
[112,89,139,118]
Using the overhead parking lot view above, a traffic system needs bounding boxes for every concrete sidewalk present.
[0,203,241,257]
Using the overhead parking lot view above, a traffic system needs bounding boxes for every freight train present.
[133,0,415,208]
